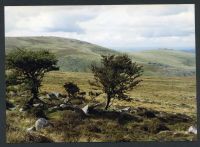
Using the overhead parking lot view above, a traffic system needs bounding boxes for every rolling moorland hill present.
[5,36,196,76]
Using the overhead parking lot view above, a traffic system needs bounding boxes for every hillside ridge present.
[5,36,195,76]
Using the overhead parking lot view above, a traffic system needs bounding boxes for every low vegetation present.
[6,71,197,142]
[5,40,197,143]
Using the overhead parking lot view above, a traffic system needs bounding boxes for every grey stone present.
[188,126,197,134]
[48,106,59,112]
[26,126,36,133]
[19,108,26,112]
[39,96,45,100]
[47,92,61,99]
[10,107,16,111]
[60,104,67,108]
[64,98,70,104]
[54,92,61,98]
[35,118,48,131]
[117,107,131,113]
[82,105,89,115]
[33,103,43,107]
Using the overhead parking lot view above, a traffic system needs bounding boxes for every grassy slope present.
[6,71,197,142]
[41,71,196,116]
[5,36,118,72]
[129,49,195,76]
[5,37,195,76]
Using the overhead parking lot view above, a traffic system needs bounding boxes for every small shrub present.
[63,82,80,99]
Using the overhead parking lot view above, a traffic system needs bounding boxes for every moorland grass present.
[6,71,197,142]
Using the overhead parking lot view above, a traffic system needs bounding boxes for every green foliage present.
[6,48,59,103]
[64,82,80,98]
[91,54,143,109]
[6,70,21,87]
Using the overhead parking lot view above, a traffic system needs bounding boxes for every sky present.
[5,5,195,51]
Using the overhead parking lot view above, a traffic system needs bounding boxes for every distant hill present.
[129,49,195,76]
[5,37,196,76]
[5,36,118,72]
[180,49,195,53]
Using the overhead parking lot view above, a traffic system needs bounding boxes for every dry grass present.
[41,71,196,116]
[6,71,197,142]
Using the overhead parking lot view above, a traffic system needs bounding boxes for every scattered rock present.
[48,106,60,112]
[47,92,61,99]
[19,107,26,112]
[39,96,45,100]
[35,118,48,131]
[53,92,61,98]
[33,103,43,107]
[117,107,131,113]
[188,126,197,134]
[64,98,70,104]
[10,107,16,111]
[26,126,36,133]
[82,105,89,115]
[60,104,67,109]
[53,106,59,109]
[88,103,103,110]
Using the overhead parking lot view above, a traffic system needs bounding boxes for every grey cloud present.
[42,12,97,34]
[141,5,193,16]
[138,26,194,38]
[5,5,195,50]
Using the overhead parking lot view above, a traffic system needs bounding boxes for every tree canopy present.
[90,54,143,110]
[6,49,59,105]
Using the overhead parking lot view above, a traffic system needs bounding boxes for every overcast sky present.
[5,5,195,51]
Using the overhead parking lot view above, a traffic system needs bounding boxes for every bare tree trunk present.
[105,95,111,110]
[28,79,40,106]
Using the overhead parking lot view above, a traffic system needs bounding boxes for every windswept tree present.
[6,49,59,105]
[90,54,143,110]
